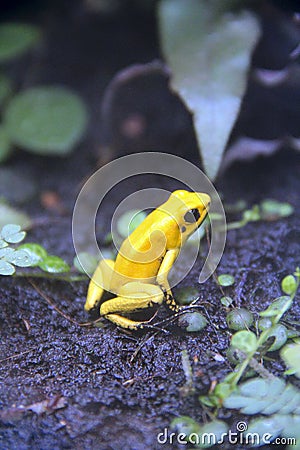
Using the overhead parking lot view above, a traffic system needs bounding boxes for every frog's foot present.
[85,258,114,311]
[102,314,168,332]
[159,286,180,313]
[100,282,164,330]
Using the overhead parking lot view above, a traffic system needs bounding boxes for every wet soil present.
[0,2,299,449]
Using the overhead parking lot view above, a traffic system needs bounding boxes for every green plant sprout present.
[226,199,294,230]
[172,269,300,448]
[218,274,235,287]
[200,268,300,408]
[224,377,300,449]
[0,224,85,281]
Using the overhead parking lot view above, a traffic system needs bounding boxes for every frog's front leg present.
[156,249,180,312]
[85,258,115,311]
[100,282,164,330]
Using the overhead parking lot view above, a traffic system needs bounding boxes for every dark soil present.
[0,2,299,450]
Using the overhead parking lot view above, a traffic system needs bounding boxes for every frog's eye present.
[184,208,200,223]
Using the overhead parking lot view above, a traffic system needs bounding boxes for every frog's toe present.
[85,281,104,311]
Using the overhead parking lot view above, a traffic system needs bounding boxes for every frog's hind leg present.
[100,282,164,330]
[85,259,114,311]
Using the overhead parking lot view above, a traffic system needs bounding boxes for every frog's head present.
[169,190,211,242]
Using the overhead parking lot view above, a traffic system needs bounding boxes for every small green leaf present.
[266,324,287,352]
[281,275,297,296]
[0,126,13,163]
[198,395,217,408]
[178,311,207,332]
[279,414,300,439]
[0,239,8,249]
[176,286,199,305]
[221,296,234,307]
[0,259,15,275]
[17,243,48,266]
[281,343,300,378]
[0,247,14,259]
[6,249,33,267]
[5,86,88,155]
[223,377,300,420]
[261,385,299,416]
[38,255,70,273]
[158,0,261,179]
[73,252,98,275]
[286,329,300,339]
[0,203,31,229]
[260,296,292,318]
[246,416,282,443]
[226,308,254,330]
[260,199,294,220]
[1,224,26,243]
[117,210,147,238]
[0,23,41,63]
[242,205,261,222]
[213,382,234,400]
[226,346,245,365]
[218,274,235,286]
[231,330,257,353]
[223,393,250,409]
[258,317,272,331]
[255,415,289,441]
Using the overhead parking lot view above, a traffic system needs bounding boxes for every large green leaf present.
[158,0,261,179]
[0,23,41,63]
[4,86,88,155]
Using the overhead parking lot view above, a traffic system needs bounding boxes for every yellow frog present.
[84,190,210,330]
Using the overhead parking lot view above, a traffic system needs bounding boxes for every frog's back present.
[112,209,174,287]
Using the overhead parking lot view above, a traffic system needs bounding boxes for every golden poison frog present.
[85,190,210,330]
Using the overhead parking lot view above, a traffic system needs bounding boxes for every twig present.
[130,332,157,362]
[27,278,103,328]
[0,348,37,364]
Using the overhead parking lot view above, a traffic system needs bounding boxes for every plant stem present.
[226,220,246,230]
[13,271,87,282]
